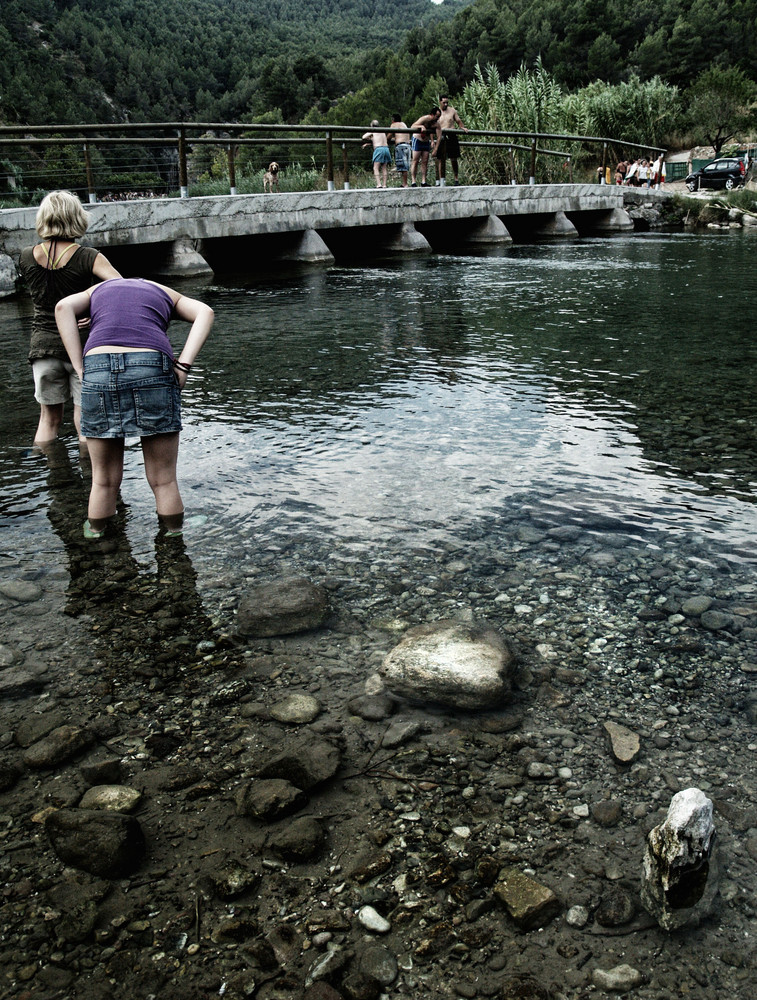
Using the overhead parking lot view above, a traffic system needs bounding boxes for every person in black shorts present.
[434,95,468,186]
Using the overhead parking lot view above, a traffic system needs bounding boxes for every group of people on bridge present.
[613,154,666,188]
[362,95,468,189]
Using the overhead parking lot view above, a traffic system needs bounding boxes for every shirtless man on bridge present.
[362,121,392,189]
[410,107,441,187]
[434,95,468,186]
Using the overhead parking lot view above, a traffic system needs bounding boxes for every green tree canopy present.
[685,66,757,154]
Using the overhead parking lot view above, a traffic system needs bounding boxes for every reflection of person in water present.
[38,439,212,680]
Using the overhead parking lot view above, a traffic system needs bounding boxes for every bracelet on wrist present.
[173,360,192,373]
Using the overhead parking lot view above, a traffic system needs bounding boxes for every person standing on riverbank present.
[434,95,468,186]
[18,190,121,445]
[388,114,412,188]
[55,278,214,539]
[362,121,393,189]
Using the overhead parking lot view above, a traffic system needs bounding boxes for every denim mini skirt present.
[81,352,182,439]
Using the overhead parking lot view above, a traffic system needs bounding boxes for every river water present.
[1,229,756,622]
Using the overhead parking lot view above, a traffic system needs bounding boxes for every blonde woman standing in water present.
[18,190,120,444]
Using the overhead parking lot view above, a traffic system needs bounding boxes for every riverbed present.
[1,229,756,1000]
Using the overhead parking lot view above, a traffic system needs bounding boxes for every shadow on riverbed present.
[38,440,214,680]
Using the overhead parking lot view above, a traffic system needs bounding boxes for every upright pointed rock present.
[640,787,717,931]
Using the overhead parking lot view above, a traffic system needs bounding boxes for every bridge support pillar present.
[500,211,579,241]
[462,214,512,245]
[0,254,16,298]
[592,208,634,232]
[382,222,432,254]
[534,211,579,237]
[566,207,634,234]
[154,237,213,277]
[280,229,335,263]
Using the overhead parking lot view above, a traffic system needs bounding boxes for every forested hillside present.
[1,0,755,127]
[0,0,470,124]
[417,0,757,89]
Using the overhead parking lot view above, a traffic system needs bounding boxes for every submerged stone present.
[45,808,146,878]
[236,778,308,821]
[603,720,641,764]
[256,736,341,791]
[23,725,95,769]
[237,576,329,637]
[380,619,515,710]
[592,964,644,992]
[79,784,142,813]
[269,692,321,724]
[493,868,561,930]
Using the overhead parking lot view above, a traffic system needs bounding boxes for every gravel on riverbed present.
[1,503,756,1000]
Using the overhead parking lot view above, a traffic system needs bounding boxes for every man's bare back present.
[435,95,467,183]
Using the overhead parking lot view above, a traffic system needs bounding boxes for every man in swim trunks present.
[434,95,468,186]
[362,121,393,188]
[410,107,441,187]
[388,114,412,188]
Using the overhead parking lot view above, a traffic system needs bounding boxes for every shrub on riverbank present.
[676,188,757,227]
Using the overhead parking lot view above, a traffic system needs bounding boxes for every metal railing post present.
[509,146,517,185]
[178,128,188,198]
[227,143,237,196]
[83,141,96,203]
[326,131,335,191]
[530,137,537,185]
[342,142,350,190]
[601,141,608,184]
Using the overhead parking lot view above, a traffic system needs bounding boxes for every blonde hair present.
[36,190,89,240]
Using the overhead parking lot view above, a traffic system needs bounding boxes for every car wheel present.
[725,178,734,190]
[686,181,697,192]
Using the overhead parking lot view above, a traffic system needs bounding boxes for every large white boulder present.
[380,619,515,710]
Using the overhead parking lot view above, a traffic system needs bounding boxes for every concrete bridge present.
[0,183,665,291]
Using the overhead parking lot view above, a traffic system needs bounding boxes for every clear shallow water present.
[1,230,756,579]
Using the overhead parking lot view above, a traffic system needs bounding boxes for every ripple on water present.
[0,233,755,579]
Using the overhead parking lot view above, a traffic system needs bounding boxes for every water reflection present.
[1,231,755,568]
[31,439,212,677]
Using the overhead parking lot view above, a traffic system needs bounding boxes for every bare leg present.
[141,432,183,518]
[451,158,459,182]
[373,162,381,188]
[72,402,88,445]
[420,152,429,184]
[411,151,419,184]
[86,437,125,530]
[34,402,64,444]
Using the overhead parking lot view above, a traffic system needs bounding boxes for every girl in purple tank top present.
[55,278,214,540]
